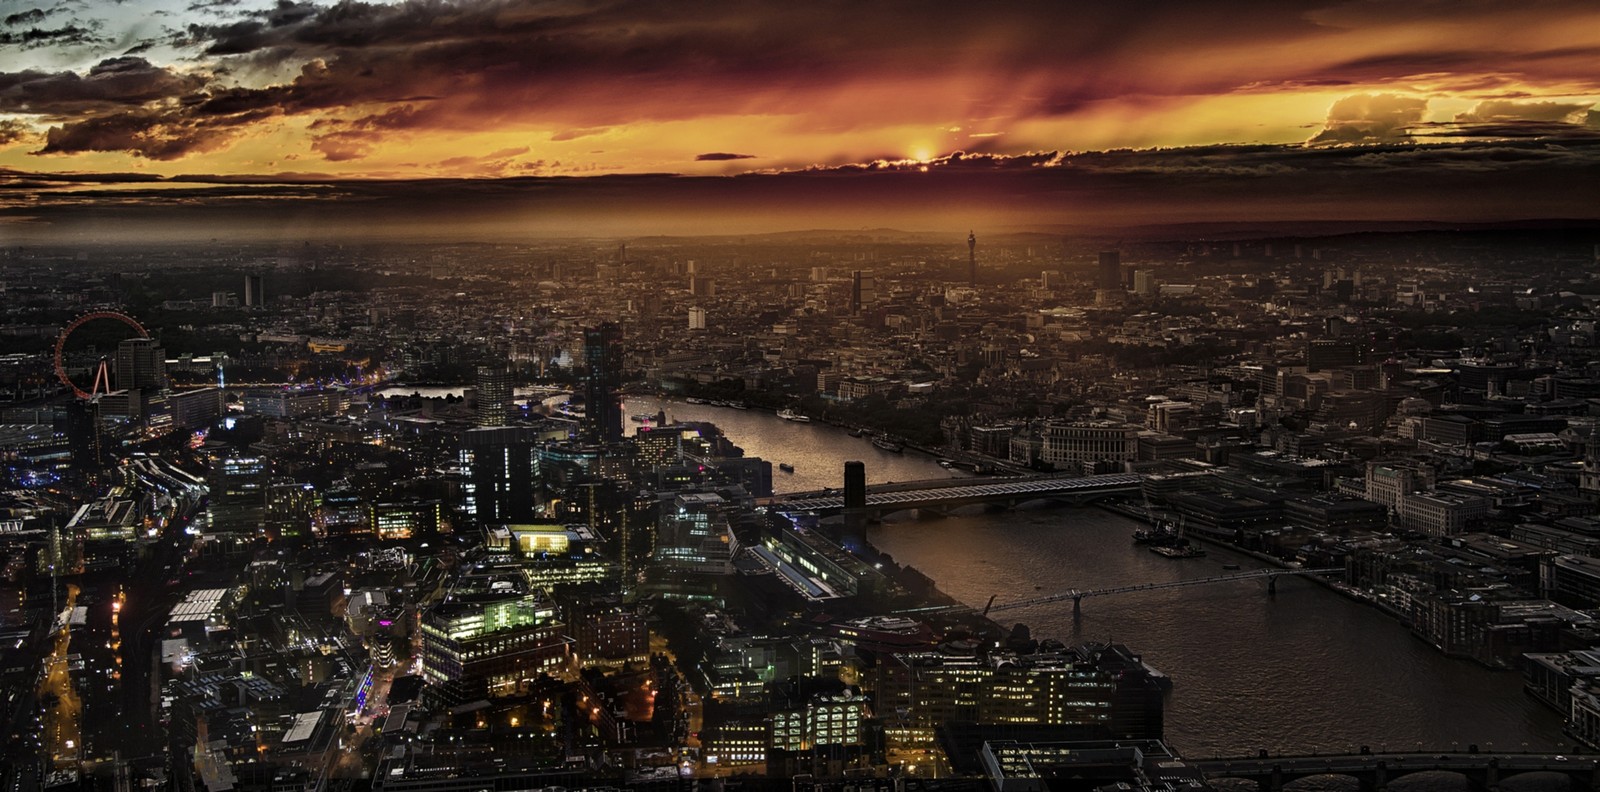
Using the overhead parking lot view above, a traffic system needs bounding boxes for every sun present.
[908,145,935,163]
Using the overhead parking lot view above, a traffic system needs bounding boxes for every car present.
[1555,755,1568,761]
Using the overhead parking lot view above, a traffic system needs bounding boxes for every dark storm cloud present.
[36,105,274,159]
[4,9,54,26]
[0,57,207,115]
[695,153,756,161]
[0,120,35,146]
[0,23,109,48]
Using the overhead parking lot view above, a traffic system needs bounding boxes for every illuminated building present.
[66,497,137,542]
[474,365,512,427]
[634,424,687,467]
[771,690,868,751]
[581,322,623,444]
[420,593,569,696]
[242,387,349,419]
[461,425,543,523]
[205,447,267,534]
[655,492,739,574]
[318,485,368,537]
[369,500,442,540]
[570,605,648,665]
[266,479,319,540]
[874,643,1164,741]
[506,523,618,589]
[688,306,707,330]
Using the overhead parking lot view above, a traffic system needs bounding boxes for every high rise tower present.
[1097,251,1122,291]
[582,322,623,444]
[244,274,265,307]
[114,337,166,392]
[967,231,977,287]
[474,365,511,427]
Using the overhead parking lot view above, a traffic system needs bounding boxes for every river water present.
[619,397,965,494]
[619,399,1578,787]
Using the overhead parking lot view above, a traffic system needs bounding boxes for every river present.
[619,397,966,494]
[641,400,1578,788]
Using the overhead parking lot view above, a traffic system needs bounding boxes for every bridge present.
[761,472,1143,519]
[1195,751,1599,791]
[987,567,1345,615]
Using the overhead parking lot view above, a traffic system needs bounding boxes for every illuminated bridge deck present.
[765,472,1144,514]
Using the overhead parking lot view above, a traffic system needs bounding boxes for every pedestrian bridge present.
[761,472,1143,518]
[1194,751,1598,791]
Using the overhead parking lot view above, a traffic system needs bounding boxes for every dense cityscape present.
[8,0,1600,790]
[0,230,1599,790]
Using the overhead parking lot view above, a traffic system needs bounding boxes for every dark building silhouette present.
[243,274,265,307]
[968,231,977,287]
[114,337,166,392]
[844,461,866,509]
[463,425,542,522]
[582,322,623,444]
[1097,251,1122,291]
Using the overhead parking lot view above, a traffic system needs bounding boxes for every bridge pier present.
[1267,575,1278,595]
[1072,596,1082,617]
[1269,763,1283,792]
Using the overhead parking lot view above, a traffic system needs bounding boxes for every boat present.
[849,428,868,438]
[778,463,795,473]
[1221,563,1241,571]
[937,458,955,468]
[685,396,708,404]
[872,437,904,453]
[777,409,811,423]
[630,413,652,423]
[1151,545,1206,559]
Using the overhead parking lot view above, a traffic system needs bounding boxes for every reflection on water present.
[620,397,964,493]
[869,508,1567,766]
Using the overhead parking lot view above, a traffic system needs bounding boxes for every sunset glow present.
[3,0,1599,239]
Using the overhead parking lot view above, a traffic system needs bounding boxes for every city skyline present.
[4,0,1600,240]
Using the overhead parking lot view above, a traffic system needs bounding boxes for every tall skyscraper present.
[582,322,623,444]
[967,231,977,287]
[114,337,166,392]
[1097,251,1122,291]
[850,270,863,312]
[244,273,265,307]
[474,365,512,427]
[462,425,542,522]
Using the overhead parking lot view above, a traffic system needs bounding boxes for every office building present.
[1132,269,1157,297]
[968,231,977,287]
[581,322,623,444]
[115,337,166,392]
[1042,421,1137,472]
[688,307,707,331]
[243,274,264,307]
[461,425,544,523]
[420,593,569,696]
[475,365,512,427]
[1097,251,1122,291]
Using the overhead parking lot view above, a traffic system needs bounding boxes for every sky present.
[3,0,1600,241]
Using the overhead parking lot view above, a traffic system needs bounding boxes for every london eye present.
[53,311,150,400]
